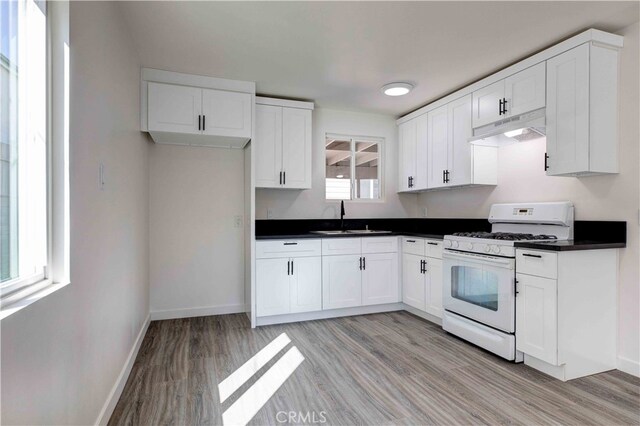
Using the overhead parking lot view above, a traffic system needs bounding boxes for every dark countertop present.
[255,231,445,240]
[515,240,626,251]
[255,218,626,250]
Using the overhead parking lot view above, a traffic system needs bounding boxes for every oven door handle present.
[443,250,513,267]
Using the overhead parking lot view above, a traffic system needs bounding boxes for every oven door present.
[443,249,516,333]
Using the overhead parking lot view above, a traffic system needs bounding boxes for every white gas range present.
[441,202,574,361]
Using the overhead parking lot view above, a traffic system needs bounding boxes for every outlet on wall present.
[234,215,243,228]
[267,209,274,219]
[423,207,428,217]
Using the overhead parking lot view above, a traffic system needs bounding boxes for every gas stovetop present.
[451,232,558,241]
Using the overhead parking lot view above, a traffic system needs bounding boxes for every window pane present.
[325,137,351,200]
[0,0,48,285]
[354,141,379,200]
[1,0,19,282]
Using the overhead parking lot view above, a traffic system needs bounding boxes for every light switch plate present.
[423,207,428,217]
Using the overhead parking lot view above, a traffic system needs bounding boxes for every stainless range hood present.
[469,108,546,146]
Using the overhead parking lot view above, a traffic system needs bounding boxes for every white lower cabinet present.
[402,238,443,318]
[515,272,558,365]
[256,258,293,317]
[425,258,443,318]
[290,256,322,313]
[362,252,399,306]
[322,255,363,310]
[402,253,425,310]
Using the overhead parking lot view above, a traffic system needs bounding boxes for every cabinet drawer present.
[362,237,398,254]
[256,239,321,259]
[425,239,443,259]
[322,238,361,256]
[516,249,557,279]
[402,237,425,256]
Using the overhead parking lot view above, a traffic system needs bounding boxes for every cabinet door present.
[414,114,429,190]
[546,44,590,176]
[398,120,417,191]
[362,253,399,306]
[472,80,505,128]
[447,95,472,186]
[256,258,290,317]
[148,82,202,134]
[427,105,449,189]
[402,253,425,310]
[505,62,546,117]
[281,107,312,189]
[322,255,362,310]
[201,89,252,139]
[516,273,558,365]
[424,258,443,318]
[290,256,322,313]
[255,104,283,188]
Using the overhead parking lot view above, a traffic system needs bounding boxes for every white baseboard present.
[150,303,248,321]
[95,313,150,426]
[255,303,404,326]
[617,356,640,377]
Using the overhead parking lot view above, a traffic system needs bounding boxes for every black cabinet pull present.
[419,260,424,274]
[359,257,363,270]
[499,99,504,115]
[442,170,446,184]
[202,115,206,131]
[291,259,294,275]
[444,170,450,183]
[198,115,202,131]
[515,279,519,295]
[502,98,508,115]
[544,153,549,171]
[427,242,438,246]
[424,260,428,273]
[362,257,366,270]
[406,240,416,243]
[522,253,542,258]
[283,242,298,246]
[279,171,283,185]
[287,260,291,275]
[283,171,286,185]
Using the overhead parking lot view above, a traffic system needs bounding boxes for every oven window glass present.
[451,266,499,311]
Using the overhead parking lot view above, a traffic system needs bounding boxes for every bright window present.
[0,0,49,304]
[325,134,383,201]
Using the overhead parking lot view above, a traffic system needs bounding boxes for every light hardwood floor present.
[109,312,640,425]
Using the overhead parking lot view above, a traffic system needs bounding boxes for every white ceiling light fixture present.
[381,82,414,97]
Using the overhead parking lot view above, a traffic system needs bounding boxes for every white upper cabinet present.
[255,97,313,189]
[546,43,619,176]
[473,63,546,129]
[148,83,202,135]
[398,119,417,191]
[142,69,254,148]
[504,62,546,117]
[472,80,505,128]
[427,104,449,189]
[201,88,252,139]
[447,95,474,187]
[255,105,283,188]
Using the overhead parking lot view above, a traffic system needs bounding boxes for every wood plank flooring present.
[108,312,640,425]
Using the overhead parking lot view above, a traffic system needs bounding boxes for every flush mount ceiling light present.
[381,82,413,97]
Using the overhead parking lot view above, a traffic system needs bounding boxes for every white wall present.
[418,22,640,374]
[256,108,418,219]
[1,2,150,424]
[149,145,246,318]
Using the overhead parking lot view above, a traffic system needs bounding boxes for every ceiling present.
[119,1,639,117]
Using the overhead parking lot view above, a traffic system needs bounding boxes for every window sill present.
[0,279,71,321]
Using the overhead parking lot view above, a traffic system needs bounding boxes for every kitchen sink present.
[310,230,350,235]
[346,229,392,234]
[311,229,392,235]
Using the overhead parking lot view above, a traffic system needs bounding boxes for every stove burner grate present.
[451,232,558,241]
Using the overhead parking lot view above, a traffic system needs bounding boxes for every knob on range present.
[452,241,459,249]
[466,242,473,250]
[492,245,501,254]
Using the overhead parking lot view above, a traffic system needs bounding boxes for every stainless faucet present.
[340,200,346,231]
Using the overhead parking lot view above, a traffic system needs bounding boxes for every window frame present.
[0,0,69,317]
[324,133,385,203]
